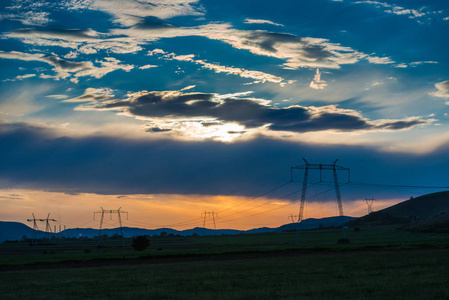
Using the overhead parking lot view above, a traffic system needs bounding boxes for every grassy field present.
[2,248,449,299]
[1,226,449,299]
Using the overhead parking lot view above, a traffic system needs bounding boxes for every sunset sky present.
[1,0,449,231]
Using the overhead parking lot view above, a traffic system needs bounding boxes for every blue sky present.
[1,0,449,229]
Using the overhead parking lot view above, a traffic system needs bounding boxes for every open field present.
[2,225,449,266]
[1,248,449,299]
[1,226,449,299]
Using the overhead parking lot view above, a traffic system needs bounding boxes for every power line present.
[215,186,302,221]
[345,181,449,189]
[216,181,293,214]
[216,183,343,225]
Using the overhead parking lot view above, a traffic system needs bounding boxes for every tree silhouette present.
[132,235,150,251]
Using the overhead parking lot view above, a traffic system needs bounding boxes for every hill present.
[384,191,449,219]
[0,216,355,242]
[278,216,354,231]
[348,190,449,229]
[0,221,43,242]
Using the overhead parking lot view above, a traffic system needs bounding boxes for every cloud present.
[199,24,393,69]
[86,0,205,26]
[5,28,143,55]
[139,64,158,70]
[244,18,284,27]
[365,56,395,64]
[63,87,116,103]
[0,121,446,199]
[0,1,52,26]
[3,74,36,82]
[431,80,449,99]
[114,23,394,70]
[69,88,430,140]
[353,1,441,22]
[0,51,134,82]
[4,16,393,72]
[3,0,204,27]
[409,61,438,66]
[149,50,286,85]
[309,69,327,90]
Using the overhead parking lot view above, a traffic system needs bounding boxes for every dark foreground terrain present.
[1,226,449,299]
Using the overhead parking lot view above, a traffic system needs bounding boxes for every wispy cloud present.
[139,64,158,70]
[148,49,287,85]
[353,1,442,22]
[0,51,134,83]
[85,0,205,26]
[5,16,394,73]
[2,73,36,82]
[1,0,52,26]
[244,18,284,27]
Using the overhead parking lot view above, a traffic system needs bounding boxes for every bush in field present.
[132,235,150,251]
[337,238,350,244]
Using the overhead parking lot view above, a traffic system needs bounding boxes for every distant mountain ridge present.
[0,216,354,242]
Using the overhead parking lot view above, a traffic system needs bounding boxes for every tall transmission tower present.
[94,207,128,247]
[26,213,40,243]
[291,158,350,223]
[38,213,57,241]
[365,198,375,214]
[201,211,217,231]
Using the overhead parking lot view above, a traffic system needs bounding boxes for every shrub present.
[132,235,150,251]
[337,238,350,244]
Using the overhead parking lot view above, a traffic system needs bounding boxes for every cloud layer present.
[67,88,430,140]
[0,121,447,200]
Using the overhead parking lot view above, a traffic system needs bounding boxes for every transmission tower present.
[289,214,299,223]
[365,198,375,214]
[38,213,57,241]
[94,207,128,247]
[201,211,217,231]
[291,158,350,223]
[26,213,40,243]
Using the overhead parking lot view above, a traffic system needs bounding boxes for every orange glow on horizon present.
[0,189,404,231]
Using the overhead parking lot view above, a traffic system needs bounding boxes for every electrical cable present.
[216,182,341,225]
[216,181,293,214]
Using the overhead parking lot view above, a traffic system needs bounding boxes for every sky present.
[1,0,449,231]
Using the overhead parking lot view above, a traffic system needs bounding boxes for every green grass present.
[2,226,449,299]
[1,225,449,267]
[2,248,449,300]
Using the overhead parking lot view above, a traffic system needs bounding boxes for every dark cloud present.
[45,56,87,70]
[10,28,94,39]
[268,112,370,132]
[134,17,174,30]
[1,122,449,202]
[243,30,337,65]
[86,90,429,133]
[375,119,428,130]
[245,31,303,53]
[147,127,172,132]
